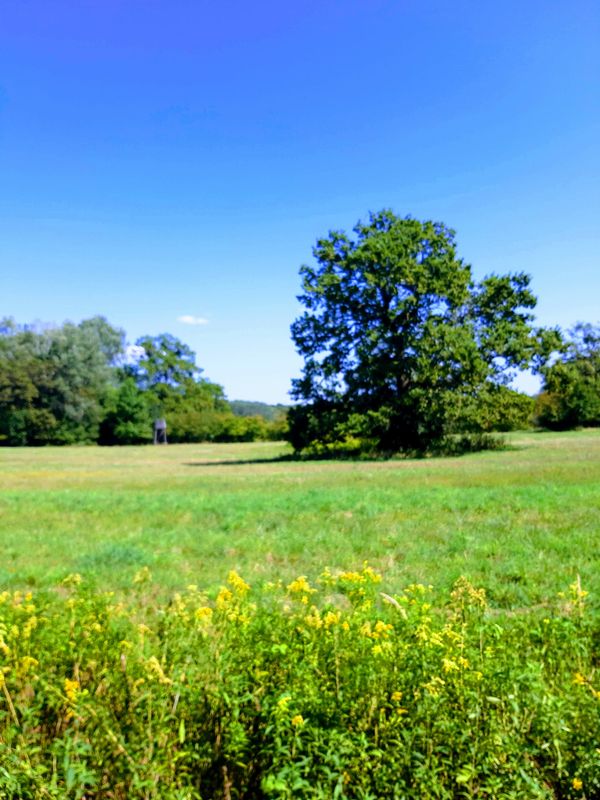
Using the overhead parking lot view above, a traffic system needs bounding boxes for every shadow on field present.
[183,455,300,467]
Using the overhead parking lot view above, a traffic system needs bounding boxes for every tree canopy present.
[0,316,125,445]
[289,211,558,454]
[0,319,286,446]
[536,322,600,430]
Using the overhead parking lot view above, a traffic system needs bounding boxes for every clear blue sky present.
[1,0,598,403]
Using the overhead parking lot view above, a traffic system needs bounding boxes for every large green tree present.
[289,211,558,453]
[0,317,125,445]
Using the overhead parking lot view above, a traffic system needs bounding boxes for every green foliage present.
[537,322,600,430]
[0,570,597,799]
[163,379,230,443]
[290,212,559,454]
[450,384,535,433]
[0,317,125,446]
[0,319,281,447]
[230,400,289,423]
[98,378,152,445]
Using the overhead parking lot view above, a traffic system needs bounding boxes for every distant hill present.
[229,400,289,421]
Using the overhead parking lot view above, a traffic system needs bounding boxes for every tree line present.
[0,320,286,446]
[1,210,598,450]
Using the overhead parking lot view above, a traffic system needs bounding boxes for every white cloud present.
[177,315,209,326]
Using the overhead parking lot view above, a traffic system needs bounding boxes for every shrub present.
[0,570,598,798]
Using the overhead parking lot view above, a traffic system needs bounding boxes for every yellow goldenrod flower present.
[228,571,250,595]
[133,566,152,585]
[64,678,79,701]
[146,656,172,685]
[62,573,82,586]
[22,616,38,639]
[287,576,315,595]
[373,620,393,638]
[422,676,445,697]
[304,608,323,629]
[323,611,341,628]
[572,777,583,790]
[195,606,213,622]
[573,672,586,686]
[338,571,364,584]
[216,587,233,609]
[291,714,304,727]
[19,656,38,674]
[442,658,459,674]
[391,691,403,702]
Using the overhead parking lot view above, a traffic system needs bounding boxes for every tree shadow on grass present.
[182,454,301,467]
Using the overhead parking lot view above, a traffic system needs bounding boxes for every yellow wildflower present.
[287,576,315,595]
[216,587,233,609]
[64,677,80,718]
[572,777,583,790]
[19,656,38,674]
[323,611,341,628]
[423,676,445,697]
[391,691,403,702]
[442,658,459,674]
[195,606,213,623]
[228,571,250,595]
[373,620,393,639]
[146,656,172,685]
[338,571,364,584]
[22,616,38,639]
[291,714,305,727]
[62,573,82,587]
[64,678,79,702]
[133,566,152,585]
[573,672,586,686]
[304,608,323,629]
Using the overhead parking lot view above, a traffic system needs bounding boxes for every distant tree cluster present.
[0,320,286,446]
[535,323,600,430]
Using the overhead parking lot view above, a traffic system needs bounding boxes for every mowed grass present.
[0,430,599,608]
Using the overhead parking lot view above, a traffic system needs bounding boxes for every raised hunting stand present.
[153,418,167,445]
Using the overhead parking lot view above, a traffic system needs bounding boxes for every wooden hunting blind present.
[153,418,167,445]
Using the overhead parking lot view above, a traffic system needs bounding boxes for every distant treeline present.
[0,317,287,446]
[0,311,597,448]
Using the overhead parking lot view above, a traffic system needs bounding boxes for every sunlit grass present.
[0,430,599,608]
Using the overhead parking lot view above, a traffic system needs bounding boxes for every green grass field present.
[1,429,598,608]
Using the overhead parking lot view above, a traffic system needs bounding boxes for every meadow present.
[1,429,599,607]
[0,431,599,798]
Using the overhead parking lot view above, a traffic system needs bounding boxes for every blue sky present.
[1,0,598,403]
